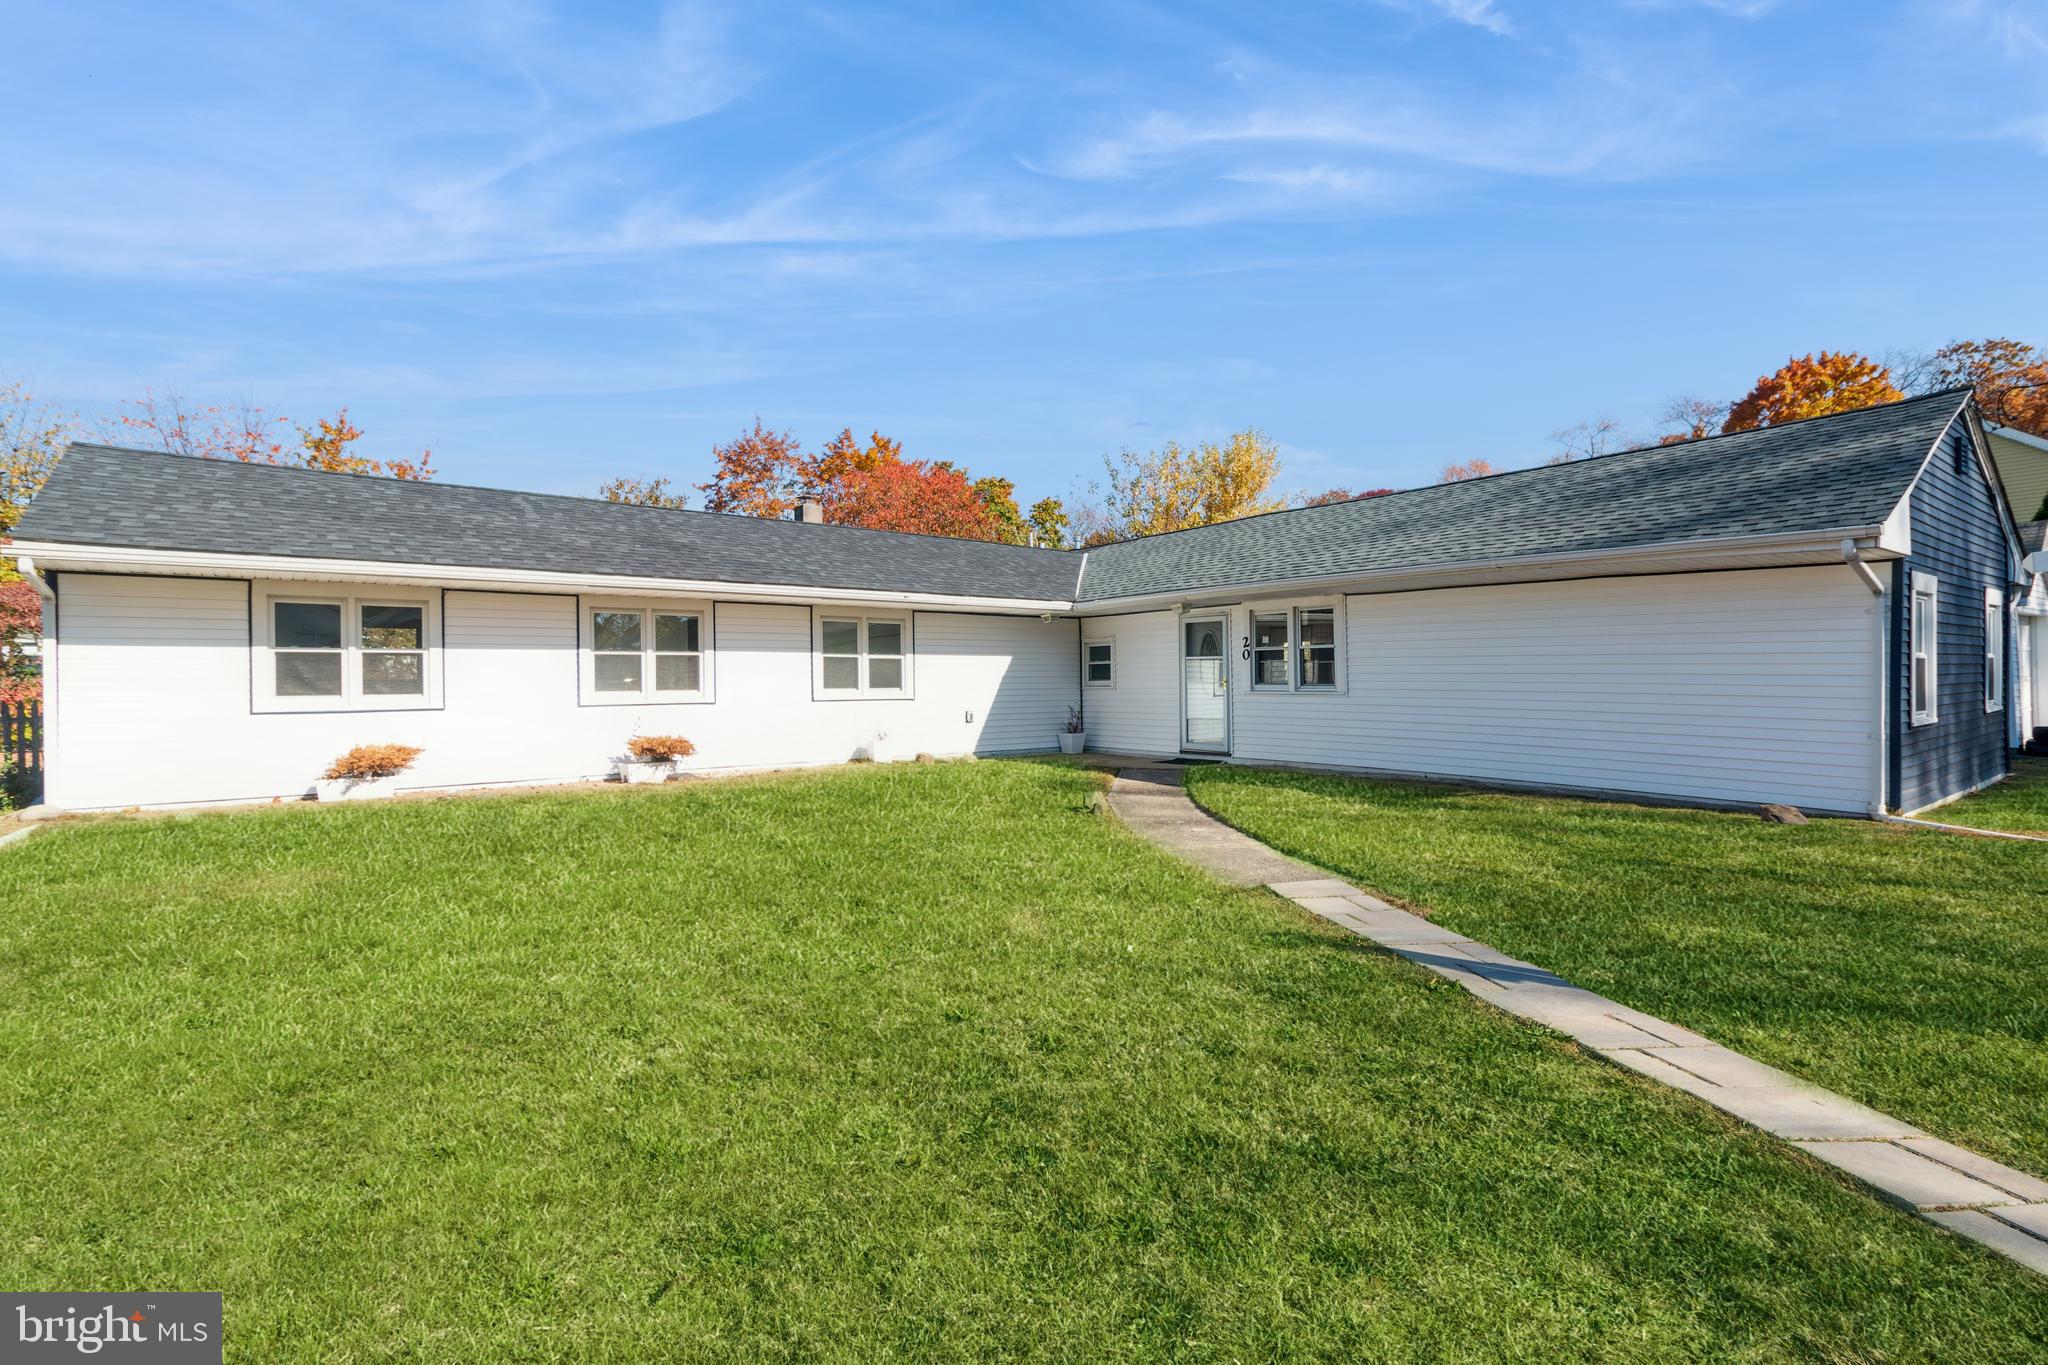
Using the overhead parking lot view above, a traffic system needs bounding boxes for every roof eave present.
[0,541,1078,615]
[1071,525,1896,613]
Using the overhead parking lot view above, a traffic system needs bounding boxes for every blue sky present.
[4,0,2045,506]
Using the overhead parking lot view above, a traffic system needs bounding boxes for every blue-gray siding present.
[1888,422,2017,812]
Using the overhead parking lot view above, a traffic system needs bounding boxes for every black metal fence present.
[1,699,41,780]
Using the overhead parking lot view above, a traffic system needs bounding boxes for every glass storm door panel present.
[1182,618,1229,752]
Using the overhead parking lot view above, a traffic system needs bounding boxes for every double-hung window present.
[1084,639,1115,686]
[1985,587,2006,713]
[259,588,436,711]
[1251,612,1290,687]
[1248,603,1342,692]
[582,601,709,703]
[1910,573,1939,726]
[1296,607,1337,688]
[815,613,911,698]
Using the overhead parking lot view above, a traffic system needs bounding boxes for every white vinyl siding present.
[48,579,1079,810]
[1076,610,1179,755]
[1225,567,1880,815]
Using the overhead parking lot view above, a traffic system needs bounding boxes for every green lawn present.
[1939,756,2048,835]
[1185,766,2048,1181]
[1,763,2043,1359]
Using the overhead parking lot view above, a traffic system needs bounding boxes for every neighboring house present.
[1988,424,2048,523]
[2018,520,2048,752]
[3,390,2022,816]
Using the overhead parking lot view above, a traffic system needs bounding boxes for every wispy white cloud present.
[1039,84,1709,186]
[0,0,757,276]
[1629,0,1784,15]
[1423,0,1515,34]
[1222,164,1380,195]
[1376,0,1516,35]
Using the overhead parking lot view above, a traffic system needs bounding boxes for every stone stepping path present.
[1106,767,2048,1278]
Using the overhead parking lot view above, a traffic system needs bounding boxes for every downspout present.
[1840,539,1883,596]
[1842,540,1888,818]
[11,553,55,603]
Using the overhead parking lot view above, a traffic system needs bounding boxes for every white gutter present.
[1074,525,1894,614]
[11,553,56,602]
[1841,539,1885,596]
[0,541,1077,615]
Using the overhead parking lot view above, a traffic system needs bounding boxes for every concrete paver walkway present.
[1105,766,2048,1278]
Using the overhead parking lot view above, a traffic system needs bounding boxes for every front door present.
[1182,616,1230,753]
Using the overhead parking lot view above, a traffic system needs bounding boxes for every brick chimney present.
[796,498,825,524]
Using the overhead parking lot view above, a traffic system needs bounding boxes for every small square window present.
[1085,641,1114,685]
[272,600,344,698]
[1297,608,1337,688]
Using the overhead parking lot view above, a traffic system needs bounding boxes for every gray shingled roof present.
[15,393,1976,606]
[16,443,1084,602]
[1074,391,1971,602]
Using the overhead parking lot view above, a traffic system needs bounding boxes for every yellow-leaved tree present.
[1722,352,1902,433]
[1095,428,1283,541]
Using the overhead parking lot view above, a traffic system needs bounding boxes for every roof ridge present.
[58,441,1081,560]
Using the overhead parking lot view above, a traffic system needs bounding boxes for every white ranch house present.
[6,391,2031,817]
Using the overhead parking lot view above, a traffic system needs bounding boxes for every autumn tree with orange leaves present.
[695,419,805,518]
[2,382,77,698]
[805,429,901,498]
[1906,338,2048,437]
[296,408,434,480]
[1437,459,1498,483]
[693,420,1068,543]
[1721,352,1902,434]
[821,459,997,539]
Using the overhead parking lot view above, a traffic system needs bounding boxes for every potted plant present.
[616,734,695,784]
[1057,706,1086,755]
[316,743,422,801]
[865,730,895,764]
